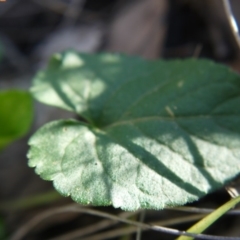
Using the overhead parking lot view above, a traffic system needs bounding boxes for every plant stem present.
[177,195,240,240]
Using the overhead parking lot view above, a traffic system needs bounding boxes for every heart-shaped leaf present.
[0,90,33,151]
[28,51,240,210]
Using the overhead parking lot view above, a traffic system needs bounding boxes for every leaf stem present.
[177,196,240,240]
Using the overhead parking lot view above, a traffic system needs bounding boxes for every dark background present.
[1,0,240,239]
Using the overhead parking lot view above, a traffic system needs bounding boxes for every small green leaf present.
[0,90,33,151]
[28,51,240,210]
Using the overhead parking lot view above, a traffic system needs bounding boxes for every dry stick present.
[222,0,240,51]
[136,210,146,240]
[3,191,240,215]
[10,204,240,240]
[167,206,240,215]
[80,214,206,240]
[50,210,141,240]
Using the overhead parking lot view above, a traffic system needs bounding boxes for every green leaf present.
[28,51,240,210]
[0,90,33,151]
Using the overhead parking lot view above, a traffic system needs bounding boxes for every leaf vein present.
[104,115,240,130]
[176,121,236,151]
[210,93,240,114]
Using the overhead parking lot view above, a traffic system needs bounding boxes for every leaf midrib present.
[101,114,240,130]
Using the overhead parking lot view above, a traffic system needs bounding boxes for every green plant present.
[177,195,240,240]
[28,51,240,213]
[0,90,33,151]
[0,89,33,239]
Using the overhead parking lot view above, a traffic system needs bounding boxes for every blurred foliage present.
[0,90,33,151]
[0,217,7,240]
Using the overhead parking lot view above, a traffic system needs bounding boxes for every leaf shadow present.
[106,122,224,199]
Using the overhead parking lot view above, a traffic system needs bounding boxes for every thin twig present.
[222,0,240,51]
[50,210,140,240]
[80,214,206,240]
[10,204,240,240]
[136,210,146,240]
[167,206,240,215]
